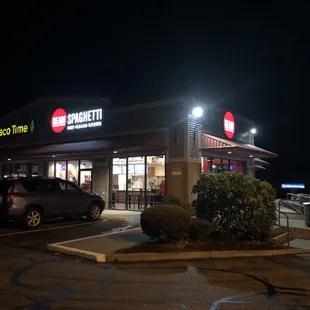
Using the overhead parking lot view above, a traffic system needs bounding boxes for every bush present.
[192,172,277,241]
[140,205,191,241]
[189,218,215,241]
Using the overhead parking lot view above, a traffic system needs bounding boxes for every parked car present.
[0,177,105,229]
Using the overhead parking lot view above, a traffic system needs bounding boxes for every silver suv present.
[0,177,105,229]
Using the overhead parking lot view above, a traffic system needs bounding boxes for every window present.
[146,156,165,194]
[59,181,80,194]
[80,160,92,169]
[55,161,66,179]
[47,162,55,177]
[32,164,39,177]
[20,179,41,192]
[67,160,79,184]
[40,179,61,192]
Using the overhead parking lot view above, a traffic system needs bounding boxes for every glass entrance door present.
[79,169,92,193]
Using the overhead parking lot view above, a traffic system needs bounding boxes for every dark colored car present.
[0,177,105,229]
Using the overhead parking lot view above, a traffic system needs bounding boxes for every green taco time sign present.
[0,119,35,137]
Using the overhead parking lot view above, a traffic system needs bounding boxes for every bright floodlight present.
[192,106,203,118]
[250,128,257,134]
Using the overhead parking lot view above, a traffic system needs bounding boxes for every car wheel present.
[24,207,43,229]
[87,203,101,221]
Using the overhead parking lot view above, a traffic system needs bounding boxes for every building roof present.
[200,133,277,159]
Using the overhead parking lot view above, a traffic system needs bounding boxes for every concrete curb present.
[107,248,310,263]
[47,244,106,263]
[46,243,310,264]
[101,217,129,222]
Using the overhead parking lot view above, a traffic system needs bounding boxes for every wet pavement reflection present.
[0,245,310,309]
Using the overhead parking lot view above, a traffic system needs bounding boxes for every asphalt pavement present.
[0,215,310,309]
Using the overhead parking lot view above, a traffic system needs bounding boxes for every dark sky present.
[1,2,309,188]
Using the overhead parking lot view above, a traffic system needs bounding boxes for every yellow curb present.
[47,244,106,263]
[106,248,310,263]
[101,217,129,222]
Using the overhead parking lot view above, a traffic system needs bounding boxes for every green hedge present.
[189,218,215,241]
[192,172,277,241]
[140,204,191,241]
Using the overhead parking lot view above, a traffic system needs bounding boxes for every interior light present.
[8,158,11,161]
[250,128,257,134]
[113,151,118,154]
[228,151,232,154]
[52,155,56,158]
[191,106,204,118]
[249,155,253,158]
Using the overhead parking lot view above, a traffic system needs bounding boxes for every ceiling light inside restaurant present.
[250,128,257,134]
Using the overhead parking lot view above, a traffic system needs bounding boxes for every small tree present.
[192,172,277,241]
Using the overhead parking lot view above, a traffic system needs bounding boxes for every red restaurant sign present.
[223,111,235,139]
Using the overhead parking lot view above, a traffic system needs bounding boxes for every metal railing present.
[277,199,291,246]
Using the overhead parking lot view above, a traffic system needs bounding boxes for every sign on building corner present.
[223,111,235,139]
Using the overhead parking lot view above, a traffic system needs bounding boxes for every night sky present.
[1,2,309,190]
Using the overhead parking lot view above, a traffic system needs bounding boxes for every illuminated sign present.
[223,111,235,139]
[0,120,34,137]
[51,108,102,133]
[281,183,305,189]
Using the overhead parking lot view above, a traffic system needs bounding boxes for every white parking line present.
[50,227,141,245]
[0,220,108,237]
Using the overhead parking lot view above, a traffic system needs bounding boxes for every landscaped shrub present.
[189,218,215,241]
[140,204,191,241]
[192,172,277,241]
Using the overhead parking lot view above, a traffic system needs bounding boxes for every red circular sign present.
[223,111,235,139]
[51,108,67,133]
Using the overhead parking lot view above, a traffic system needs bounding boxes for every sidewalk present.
[101,209,141,227]
[47,226,310,263]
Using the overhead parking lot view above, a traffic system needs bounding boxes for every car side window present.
[40,179,61,192]
[20,179,41,192]
[59,181,80,194]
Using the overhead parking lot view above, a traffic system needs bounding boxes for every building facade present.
[0,97,277,209]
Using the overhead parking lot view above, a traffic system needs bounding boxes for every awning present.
[255,165,267,170]
[0,132,166,159]
[254,158,269,165]
[200,133,277,159]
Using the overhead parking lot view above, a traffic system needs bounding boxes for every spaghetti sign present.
[51,108,102,133]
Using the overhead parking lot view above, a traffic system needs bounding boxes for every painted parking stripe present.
[50,227,140,245]
[0,220,107,237]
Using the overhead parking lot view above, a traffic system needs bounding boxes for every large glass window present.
[111,157,127,209]
[2,164,12,178]
[67,160,79,184]
[47,162,55,177]
[80,160,92,169]
[55,161,66,179]
[127,157,145,209]
[46,160,93,189]
[201,157,212,173]
[32,164,39,177]
[110,155,165,210]
[212,159,222,173]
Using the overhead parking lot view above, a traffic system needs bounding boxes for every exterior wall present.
[93,159,109,202]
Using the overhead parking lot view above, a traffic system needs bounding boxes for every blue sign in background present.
[281,183,305,189]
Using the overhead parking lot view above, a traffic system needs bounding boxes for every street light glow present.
[192,106,203,118]
[250,128,257,134]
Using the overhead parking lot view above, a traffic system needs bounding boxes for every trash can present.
[304,203,310,227]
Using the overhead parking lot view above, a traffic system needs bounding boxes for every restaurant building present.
[0,97,277,209]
